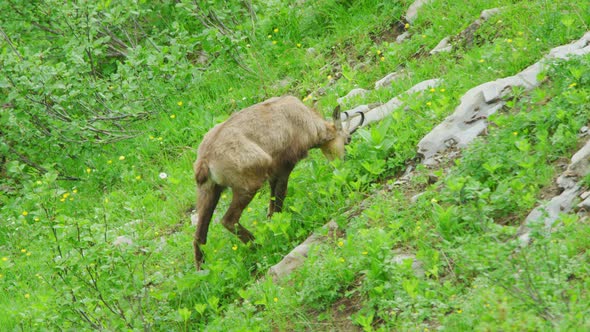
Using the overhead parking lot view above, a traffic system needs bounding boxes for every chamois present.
[193,96,348,269]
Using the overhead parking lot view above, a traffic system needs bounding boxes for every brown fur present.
[193,96,348,269]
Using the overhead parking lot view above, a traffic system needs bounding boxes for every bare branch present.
[0,27,24,61]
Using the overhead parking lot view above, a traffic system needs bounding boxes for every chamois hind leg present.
[222,187,257,243]
[268,163,295,217]
[194,182,223,269]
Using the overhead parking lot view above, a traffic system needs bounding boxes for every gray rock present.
[430,36,453,54]
[405,0,433,24]
[390,250,425,277]
[480,8,501,20]
[113,235,133,246]
[518,185,580,245]
[518,140,590,245]
[567,139,590,178]
[430,8,501,55]
[396,31,411,43]
[578,197,590,210]
[410,192,425,203]
[345,78,441,133]
[337,88,369,105]
[418,32,590,165]
[556,140,590,189]
[268,221,339,280]
[375,71,405,90]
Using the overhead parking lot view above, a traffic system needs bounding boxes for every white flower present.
[159,172,168,179]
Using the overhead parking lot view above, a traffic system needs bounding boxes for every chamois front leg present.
[222,187,257,243]
[268,164,295,217]
[194,183,223,270]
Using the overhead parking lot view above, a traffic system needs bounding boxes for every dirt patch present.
[370,20,407,44]
[306,278,365,332]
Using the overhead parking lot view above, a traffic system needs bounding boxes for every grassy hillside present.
[1,0,589,330]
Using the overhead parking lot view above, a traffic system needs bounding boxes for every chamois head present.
[319,105,349,161]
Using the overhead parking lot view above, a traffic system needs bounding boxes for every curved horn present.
[332,105,342,131]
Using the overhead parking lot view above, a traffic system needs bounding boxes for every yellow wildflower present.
[404,23,410,29]
[170,114,176,119]
[273,28,279,33]
[119,155,125,161]
[273,297,278,302]
[232,245,238,251]
[22,211,28,216]
[177,101,183,106]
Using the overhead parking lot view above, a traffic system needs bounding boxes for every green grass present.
[1,0,590,330]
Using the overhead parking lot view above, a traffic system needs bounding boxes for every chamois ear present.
[332,105,342,131]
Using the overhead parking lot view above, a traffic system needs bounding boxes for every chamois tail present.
[194,160,209,185]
